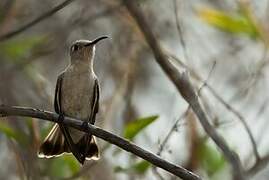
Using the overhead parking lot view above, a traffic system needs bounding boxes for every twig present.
[123,1,245,179]
[157,107,190,156]
[243,99,269,176]
[173,0,189,61]
[154,107,189,180]
[154,62,215,178]
[246,154,269,176]
[155,0,207,157]
[168,52,260,163]
[0,105,201,180]
[0,0,77,41]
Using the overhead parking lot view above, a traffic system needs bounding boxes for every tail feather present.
[77,135,99,161]
[38,124,69,158]
[38,124,99,162]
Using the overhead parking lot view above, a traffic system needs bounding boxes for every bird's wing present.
[54,73,64,114]
[89,78,100,124]
[54,72,86,164]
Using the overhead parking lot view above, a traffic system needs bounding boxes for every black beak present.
[85,36,109,46]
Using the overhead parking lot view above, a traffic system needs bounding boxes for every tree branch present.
[0,0,76,41]
[171,0,259,162]
[123,1,245,179]
[246,154,269,176]
[0,105,201,180]
[168,52,260,162]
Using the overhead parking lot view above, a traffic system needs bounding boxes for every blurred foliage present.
[114,160,151,175]
[197,139,227,177]
[40,123,54,140]
[132,160,151,174]
[0,120,25,143]
[198,7,260,39]
[124,115,159,140]
[0,0,266,179]
[0,36,46,61]
[49,155,80,178]
[113,115,157,176]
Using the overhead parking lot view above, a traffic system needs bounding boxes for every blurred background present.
[0,0,269,179]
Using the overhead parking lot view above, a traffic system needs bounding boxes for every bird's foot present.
[82,121,89,131]
[58,113,65,123]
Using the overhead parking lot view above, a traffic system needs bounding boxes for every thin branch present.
[123,1,245,179]
[153,107,189,180]
[157,107,189,156]
[157,58,215,157]
[173,0,189,61]
[154,62,215,179]
[0,0,77,41]
[168,52,260,163]
[151,0,204,175]
[0,105,201,180]
[246,154,269,176]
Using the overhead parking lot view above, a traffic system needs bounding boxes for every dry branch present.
[168,52,260,162]
[123,1,245,179]
[0,105,201,180]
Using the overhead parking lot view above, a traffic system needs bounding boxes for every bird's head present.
[70,36,109,64]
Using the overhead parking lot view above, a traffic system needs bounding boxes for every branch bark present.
[123,1,245,179]
[0,105,201,180]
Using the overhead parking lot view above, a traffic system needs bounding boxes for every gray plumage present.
[38,36,108,164]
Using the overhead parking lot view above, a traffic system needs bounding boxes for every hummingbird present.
[38,36,109,164]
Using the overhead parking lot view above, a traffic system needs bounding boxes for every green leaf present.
[49,155,79,178]
[0,122,18,139]
[197,141,226,176]
[114,160,151,174]
[50,158,69,178]
[0,36,46,61]
[63,156,80,174]
[124,115,158,140]
[198,8,259,38]
[132,160,151,174]
[0,121,24,143]
[114,166,127,173]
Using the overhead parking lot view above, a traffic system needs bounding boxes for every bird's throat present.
[71,57,94,72]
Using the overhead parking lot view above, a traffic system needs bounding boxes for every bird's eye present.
[71,44,79,52]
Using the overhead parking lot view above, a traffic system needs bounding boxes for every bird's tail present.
[38,124,99,161]
[77,134,99,161]
[38,124,70,158]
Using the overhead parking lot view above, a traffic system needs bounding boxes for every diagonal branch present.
[123,1,245,179]
[168,52,260,162]
[170,0,258,162]
[0,0,77,41]
[0,105,201,180]
[246,154,269,176]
